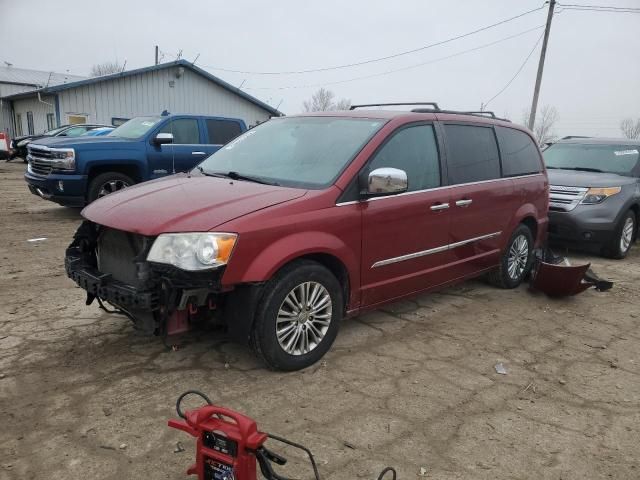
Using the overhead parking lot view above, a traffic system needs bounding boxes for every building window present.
[26,112,34,135]
[111,117,130,127]
[67,114,87,125]
[15,114,23,136]
[46,113,56,131]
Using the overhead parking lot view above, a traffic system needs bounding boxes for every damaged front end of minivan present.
[65,221,244,338]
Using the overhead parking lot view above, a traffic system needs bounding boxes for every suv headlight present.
[49,148,76,170]
[581,186,621,205]
[147,233,237,271]
[17,139,31,147]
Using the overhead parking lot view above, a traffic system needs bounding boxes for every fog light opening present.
[583,232,593,240]
[57,180,64,192]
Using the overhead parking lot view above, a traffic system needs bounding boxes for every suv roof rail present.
[349,102,440,111]
[411,108,511,123]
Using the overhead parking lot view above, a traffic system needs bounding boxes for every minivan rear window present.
[444,124,500,184]
[496,126,542,177]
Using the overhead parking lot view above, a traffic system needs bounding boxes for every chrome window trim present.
[335,173,543,206]
[371,231,502,268]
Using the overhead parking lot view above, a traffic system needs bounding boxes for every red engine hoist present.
[169,391,397,480]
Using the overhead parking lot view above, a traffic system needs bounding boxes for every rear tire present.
[87,172,134,203]
[488,224,534,289]
[250,260,343,371]
[603,210,636,259]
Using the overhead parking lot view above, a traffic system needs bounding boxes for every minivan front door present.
[360,124,454,306]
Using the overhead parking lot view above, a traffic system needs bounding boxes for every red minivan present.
[65,104,548,370]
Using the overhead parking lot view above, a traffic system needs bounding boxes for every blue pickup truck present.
[25,113,246,206]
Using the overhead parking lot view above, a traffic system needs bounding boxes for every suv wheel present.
[604,210,636,259]
[87,172,134,203]
[488,224,534,289]
[251,260,343,371]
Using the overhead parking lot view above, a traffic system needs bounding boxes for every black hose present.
[176,390,213,419]
[377,467,397,480]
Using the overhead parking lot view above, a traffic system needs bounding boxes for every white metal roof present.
[0,65,85,87]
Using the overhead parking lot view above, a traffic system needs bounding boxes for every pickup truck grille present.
[27,145,54,176]
[549,185,588,212]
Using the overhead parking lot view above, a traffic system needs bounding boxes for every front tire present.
[87,172,134,203]
[251,260,343,371]
[603,210,636,259]
[488,224,534,289]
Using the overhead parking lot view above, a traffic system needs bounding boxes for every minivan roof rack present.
[561,135,591,140]
[411,108,511,122]
[350,102,441,110]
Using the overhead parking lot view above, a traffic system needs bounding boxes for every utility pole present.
[528,0,556,130]
[155,45,159,65]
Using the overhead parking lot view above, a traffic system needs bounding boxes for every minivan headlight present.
[581,186,621,205]
[147,233,237,270]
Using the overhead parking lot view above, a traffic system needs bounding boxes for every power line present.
[198,4,547,75]
[240,25,544,91]
[484,31,545,108]
[557,3,640,11]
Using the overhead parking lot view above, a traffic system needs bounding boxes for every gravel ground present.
[1,161,639,480]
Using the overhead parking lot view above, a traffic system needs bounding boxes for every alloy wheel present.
[620,216,634,254]
[276,281,332,356]
[507,234,529,280]
[98,179,129,198]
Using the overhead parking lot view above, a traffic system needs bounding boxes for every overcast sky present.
[2,0,639,137]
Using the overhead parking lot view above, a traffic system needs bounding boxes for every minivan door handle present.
[455,199,473,207]
[430,202,450,211]
[191,151,206,155]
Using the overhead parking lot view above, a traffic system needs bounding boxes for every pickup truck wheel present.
[87,172,134,203]
[250,260,343,371]
[487,224,533,289]
[603,210,636,259]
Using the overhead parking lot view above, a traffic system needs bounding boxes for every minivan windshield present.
[544,143,640,176]
[108,116,162,139]
[195,117,385,188]
[44,126,68,136]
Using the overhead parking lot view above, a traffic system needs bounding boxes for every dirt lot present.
[1,161,639,480]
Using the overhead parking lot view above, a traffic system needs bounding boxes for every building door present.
[26,112,34,135]
[360,123,453,306]
[67,114,87,125]
[15,114,23,136]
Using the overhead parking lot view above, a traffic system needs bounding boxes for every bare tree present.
[302,88,351,112]
[522,105,558,145]
[620,118,640,139]
[90,61,124,77]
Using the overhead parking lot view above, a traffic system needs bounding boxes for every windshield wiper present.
[560,167,604,173]
[195,165,220,177]
[207,171,279,186]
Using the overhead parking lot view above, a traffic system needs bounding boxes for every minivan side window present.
[367,124,441,192]
[443,124,500,184]
[496,126,542,177]
[158,118,200,144]
[206,119,242,145]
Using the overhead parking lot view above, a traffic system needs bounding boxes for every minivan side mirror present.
[154,132,174,145]
[366,167,408,196]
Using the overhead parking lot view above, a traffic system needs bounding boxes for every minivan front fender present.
[222,230,360,302]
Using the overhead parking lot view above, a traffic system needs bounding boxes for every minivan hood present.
[82,174,307,236]
[547,169,637,188]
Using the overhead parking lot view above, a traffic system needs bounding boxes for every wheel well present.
[298,253,350,312]
[88,164,141,184]
[520,216,538,242]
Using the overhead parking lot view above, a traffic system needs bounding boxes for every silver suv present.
[544,137,640,258]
